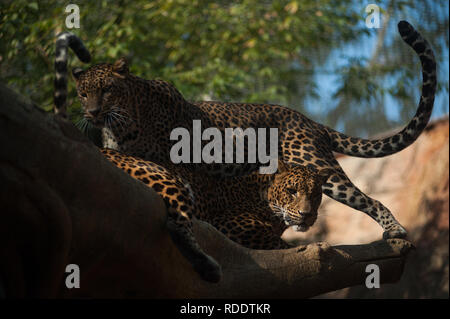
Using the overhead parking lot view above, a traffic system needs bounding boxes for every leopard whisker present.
[270,204,288,218]
[109,111,126,132]
[113,110,130,125]
[105,113,113,133]
[111,106,135,123]
[75,117,90,134]
[110,108,128,119]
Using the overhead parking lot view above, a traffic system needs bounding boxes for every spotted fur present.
[101,149,331,250]
[72,21,436,240]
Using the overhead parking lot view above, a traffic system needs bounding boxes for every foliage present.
[0,0,448,136]
[323,0,449,136]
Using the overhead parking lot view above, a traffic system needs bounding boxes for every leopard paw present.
[194,254,222,283]
[383,225,408,239]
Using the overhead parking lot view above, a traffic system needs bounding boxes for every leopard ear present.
[318,168,334,183]
[72,67,84,81]
[277,160,290,173]
[112,57,129,78]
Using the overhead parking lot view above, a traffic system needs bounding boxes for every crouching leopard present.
[100,148,332,281]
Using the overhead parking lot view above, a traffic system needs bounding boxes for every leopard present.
[54,33,331,282]
[55,21,436,278]
[68,21,436,243]
[100,148,332,278]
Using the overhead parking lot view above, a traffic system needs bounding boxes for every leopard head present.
[267,161,332,232]
[72,57,133,127]
[73,57,186,133]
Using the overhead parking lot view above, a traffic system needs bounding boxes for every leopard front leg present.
[102,149,222,282]
[153,178,222,282]
[321,166,407,239]
[164,205,222,282]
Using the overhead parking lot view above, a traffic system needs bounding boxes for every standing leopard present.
[68,21,436,241]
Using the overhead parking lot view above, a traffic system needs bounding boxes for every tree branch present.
[0,82,413,298]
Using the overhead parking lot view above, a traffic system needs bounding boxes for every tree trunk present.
[0,83,413,298]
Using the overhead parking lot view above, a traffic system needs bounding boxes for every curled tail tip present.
[397,20,413,35]
[54,31,91,114]
[56,31,92,63]
[398,21,421,45]
[78,51,91,63]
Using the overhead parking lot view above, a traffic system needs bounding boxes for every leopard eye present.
[80,93,87,98]
[287,188,297,195]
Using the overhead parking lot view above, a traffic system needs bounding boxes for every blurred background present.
[0,0,448,298]
[0,0,448,135]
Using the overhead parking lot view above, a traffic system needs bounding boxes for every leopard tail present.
[54,32,91,117]
[326,21,436,158]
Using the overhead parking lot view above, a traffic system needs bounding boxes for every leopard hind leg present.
[320,158,407,239]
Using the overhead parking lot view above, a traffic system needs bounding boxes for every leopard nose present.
[87,107,101,117]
